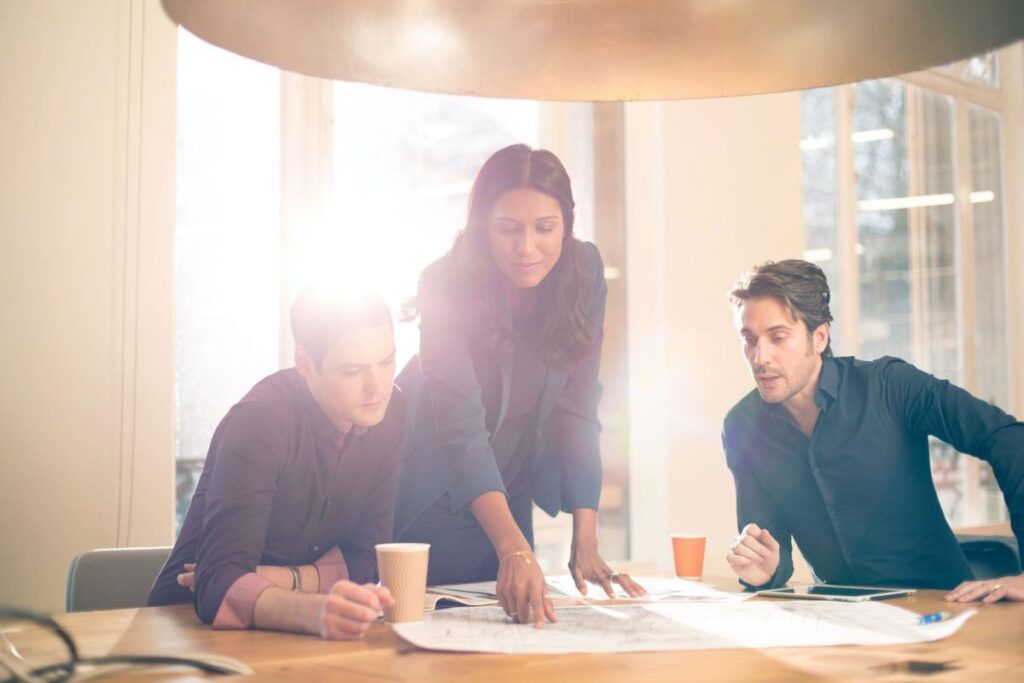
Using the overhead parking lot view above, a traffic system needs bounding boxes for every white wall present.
[0,0,176,612]
[625,93,812,581]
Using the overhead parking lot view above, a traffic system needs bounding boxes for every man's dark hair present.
[290,287,392,367]
[730,259,834,357]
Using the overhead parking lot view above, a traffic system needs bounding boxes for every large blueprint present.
[392,601,974,654]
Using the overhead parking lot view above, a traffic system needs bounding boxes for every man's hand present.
[568,539,646,599]
[944,574,1024,603]
[496,551,557,629]
[726,523,780,587]
[319,581,394,640]
[177,563,197,591]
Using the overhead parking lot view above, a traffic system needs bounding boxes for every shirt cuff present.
[211,572,276,630]
[314,546,350,593]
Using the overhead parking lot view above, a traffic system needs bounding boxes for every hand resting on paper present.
[568,539,646,599]
[497,550,558,629]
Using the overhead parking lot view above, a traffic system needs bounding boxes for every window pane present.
[917,91,957,385]
[175,29,281,528]
[937,51,999,88]
[853,79,911,363]
[970,106,1009,409]
[800,88,840,343]
[803,74,1012,529]
[852,81,966,524]
[327,83,539,370]
[969,105,1010,522]
[964,51,1000,88]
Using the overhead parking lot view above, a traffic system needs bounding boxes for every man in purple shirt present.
[149,288,403,639]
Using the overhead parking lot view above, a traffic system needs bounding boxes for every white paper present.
[427,581,498,599]
[392,602,975,655]
[546,574,751,603]
[425,581,500,610]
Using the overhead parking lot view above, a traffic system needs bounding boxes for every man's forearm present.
[253,587,325,636]
[256,564,320,593]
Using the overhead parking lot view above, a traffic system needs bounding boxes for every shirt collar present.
[815,355,839,409]
[761,355,838,422]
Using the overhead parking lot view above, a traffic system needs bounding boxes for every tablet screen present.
[805,585,893,597]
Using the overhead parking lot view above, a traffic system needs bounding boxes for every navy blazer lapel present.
[537,368,567,431]
[492,351,513,440]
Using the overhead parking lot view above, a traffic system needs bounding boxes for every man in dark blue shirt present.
[723,259,1024,603]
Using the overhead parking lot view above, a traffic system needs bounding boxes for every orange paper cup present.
[670,534,706,579]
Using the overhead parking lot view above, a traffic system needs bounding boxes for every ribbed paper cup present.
[375,543,430,623]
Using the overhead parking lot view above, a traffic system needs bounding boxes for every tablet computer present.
[755,584,916,602]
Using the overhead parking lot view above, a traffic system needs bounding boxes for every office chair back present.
[66,547,172,612]
[957,534,1021,581]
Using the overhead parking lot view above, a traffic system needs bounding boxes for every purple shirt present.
[148,368,403,627]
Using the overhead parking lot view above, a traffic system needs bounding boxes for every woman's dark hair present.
[449,143,597,369]
[730,259,834,357]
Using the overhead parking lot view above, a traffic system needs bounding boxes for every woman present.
[395,144,644,628]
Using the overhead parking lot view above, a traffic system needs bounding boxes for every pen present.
[918,611,952,625]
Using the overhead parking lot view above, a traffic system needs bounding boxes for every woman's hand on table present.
[569,509,645,598]
[496,550,557,629]
[944,574,1024,603]
[568,538,646,599]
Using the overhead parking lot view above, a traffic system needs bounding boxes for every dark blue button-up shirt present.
[723,355,1024,590]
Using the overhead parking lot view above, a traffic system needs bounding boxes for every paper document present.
[425,581,500,610]
[392,602,975,655]
[546,574,750,603]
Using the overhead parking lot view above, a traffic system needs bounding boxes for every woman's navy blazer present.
[394,239,607,539]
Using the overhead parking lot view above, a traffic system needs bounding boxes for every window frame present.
[818,46,1022,525]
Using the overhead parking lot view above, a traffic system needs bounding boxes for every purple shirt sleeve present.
[339,449,400,584]
[193,402,287,624]
[212,546,349,629]
[211,572,277,629]
[313,546,350,592]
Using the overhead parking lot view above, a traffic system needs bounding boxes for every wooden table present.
[42,582,1024,682]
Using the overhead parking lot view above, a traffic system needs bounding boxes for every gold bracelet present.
[499,550,534,565]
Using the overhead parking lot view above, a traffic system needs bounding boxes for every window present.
[174,34,630,560]
[801,50,1013,527]
[174,30,281,527]
[326,83,541,370]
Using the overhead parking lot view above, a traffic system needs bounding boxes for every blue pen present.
[918,611,952,625]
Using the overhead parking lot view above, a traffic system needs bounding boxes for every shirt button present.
[827,506,836,516]
[813,467,822,475]
[313,545,320,553]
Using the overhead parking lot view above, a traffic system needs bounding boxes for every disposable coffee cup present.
[375,543,430,623]
[670,534,706,579]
